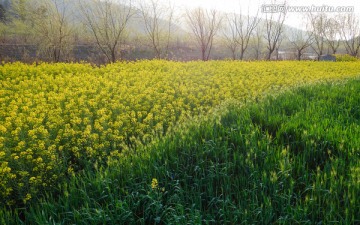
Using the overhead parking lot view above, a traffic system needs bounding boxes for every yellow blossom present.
[151,178,158,190]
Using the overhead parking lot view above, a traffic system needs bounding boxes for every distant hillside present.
[1,0,317,44]
[0,0,186,38]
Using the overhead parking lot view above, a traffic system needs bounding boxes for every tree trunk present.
[231,50,236,60]
[239,50,244,60]
[202,47,206,61]
[111,50,116,63]
[267,49,274,60]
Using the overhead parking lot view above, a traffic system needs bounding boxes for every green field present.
[0,61,359,224]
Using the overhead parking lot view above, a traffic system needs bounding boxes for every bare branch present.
[78,0,134,63]
[288,28,313,60]
[339,12,360,57]
[307,12,326,60]
[186,8,222,61]
[138,0,175,59]
[323,15,341,54]
[264,0,286,60]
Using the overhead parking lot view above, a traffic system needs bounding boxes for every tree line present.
[0,0,359,63]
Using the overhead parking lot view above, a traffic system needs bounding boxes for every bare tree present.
[253,23,264,60]
[9,0,36,43]
[275,34,283,60]
[339,12,360,57]
[238,11,260,60]
[10,0,74,61]
[288,29,313,60]
[0,23,7,43]
[78,0,134,63]
[223,8,260,60]
[34,0,74,62]
[324,16,341,54]
[264,2,286,60]
[11,0,27,22]
[186,8,222,61]
[307,12,327,60]
[223,13,239,60]
[138,0,175,59]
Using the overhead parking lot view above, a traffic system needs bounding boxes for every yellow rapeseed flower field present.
[1,60,360,205]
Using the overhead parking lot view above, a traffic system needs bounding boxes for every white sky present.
[164,0,360,29]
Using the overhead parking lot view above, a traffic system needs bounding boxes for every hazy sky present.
[164,0,360,29]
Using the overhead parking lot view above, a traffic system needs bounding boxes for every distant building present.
[319,54,336,62]
[275,50,317,60]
